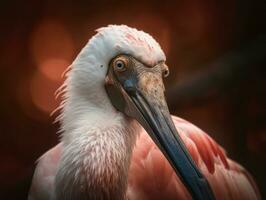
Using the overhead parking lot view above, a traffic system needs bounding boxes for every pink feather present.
[29,116,260,200]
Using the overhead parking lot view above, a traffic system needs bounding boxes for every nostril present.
[124,80,134,89]
[124,80,137,95]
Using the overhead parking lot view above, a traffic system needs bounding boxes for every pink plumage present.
[29,116,260,200]
[28,25,261,200]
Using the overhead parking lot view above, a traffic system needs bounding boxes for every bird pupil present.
[164,70,169,76]
[117,62,123,68]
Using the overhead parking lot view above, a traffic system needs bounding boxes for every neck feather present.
[55,91,140,200]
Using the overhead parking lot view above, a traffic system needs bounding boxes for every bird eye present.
[163,69,169,77]
[163,68,169,77]
[114,59,126,72]
[160,63,169,78]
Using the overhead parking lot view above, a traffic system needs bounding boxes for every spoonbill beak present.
[105,55,215,200]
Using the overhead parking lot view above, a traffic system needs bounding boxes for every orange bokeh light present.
[30,70,61,114]
[30,19,74,81]
[30,19,74,64]
[38,58,70,82]
[27,19,73,115]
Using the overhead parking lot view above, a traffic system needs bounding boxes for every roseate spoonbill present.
[28,25,260,200]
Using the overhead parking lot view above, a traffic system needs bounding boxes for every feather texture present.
[29,25,260,200]
[127,116,260,200]
[29,116,260,200]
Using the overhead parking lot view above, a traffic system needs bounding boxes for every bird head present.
[66,25,214,200]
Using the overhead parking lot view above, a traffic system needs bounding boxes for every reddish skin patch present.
[125,33,153,54]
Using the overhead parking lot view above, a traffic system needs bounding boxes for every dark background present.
[0,0,265,199]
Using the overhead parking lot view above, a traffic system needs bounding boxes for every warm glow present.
[30,70,61,114]
[30,19,74,67]
[38,58,70,82]
[27,19,72,114]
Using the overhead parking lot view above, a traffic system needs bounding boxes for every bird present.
[28,25,260,200]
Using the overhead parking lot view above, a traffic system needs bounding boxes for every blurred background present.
[0,0,265,199]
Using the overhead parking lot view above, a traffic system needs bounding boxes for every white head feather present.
[58,25,166,140]
[54,25,166,199]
